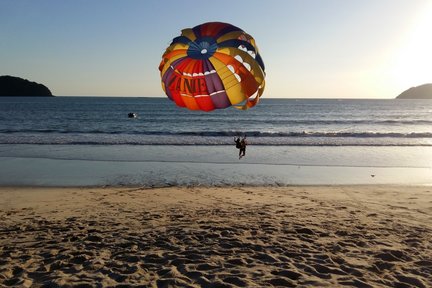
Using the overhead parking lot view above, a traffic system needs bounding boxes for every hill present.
[396,84,432,99]
[0,75,53,97]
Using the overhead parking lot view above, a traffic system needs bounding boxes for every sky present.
[0,0,431,98]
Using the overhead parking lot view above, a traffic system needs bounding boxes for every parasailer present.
[159,22,265,112]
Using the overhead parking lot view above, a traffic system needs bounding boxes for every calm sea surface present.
[0,97,431,146]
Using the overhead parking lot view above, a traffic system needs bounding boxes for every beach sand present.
[0,185,431,287]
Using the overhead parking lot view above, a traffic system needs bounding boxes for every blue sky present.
[1,0,431,98]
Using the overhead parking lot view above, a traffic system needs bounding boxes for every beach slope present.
[0,186,431,287]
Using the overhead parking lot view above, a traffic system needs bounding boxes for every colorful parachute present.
[159,22,265,111]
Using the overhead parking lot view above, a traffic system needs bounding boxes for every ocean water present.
[1,97,432,146]
[0,97,431,186]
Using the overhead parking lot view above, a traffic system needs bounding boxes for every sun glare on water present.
[392,3,432,89]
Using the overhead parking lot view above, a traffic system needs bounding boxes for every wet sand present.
[0,185,431,287]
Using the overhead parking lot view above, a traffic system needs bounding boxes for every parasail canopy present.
[159,22,265,112]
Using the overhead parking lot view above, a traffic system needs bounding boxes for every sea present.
[0,97,431,186]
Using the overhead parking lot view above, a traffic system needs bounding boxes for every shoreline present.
[1,183,432,189]
[2,145,432,187]
[1,185,431,287]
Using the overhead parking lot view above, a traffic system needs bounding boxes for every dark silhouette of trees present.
[397,84,432,99]
[0,75,53,96]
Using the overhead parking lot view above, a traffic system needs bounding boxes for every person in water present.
[235,136,247,159]
[239,136,247,159]
[234,137,241,149]
[234,137,242,158]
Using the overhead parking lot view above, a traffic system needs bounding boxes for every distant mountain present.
[396,84,432,99]
[0,75,53,97]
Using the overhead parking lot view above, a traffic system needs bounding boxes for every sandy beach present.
[0,185,431,287]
